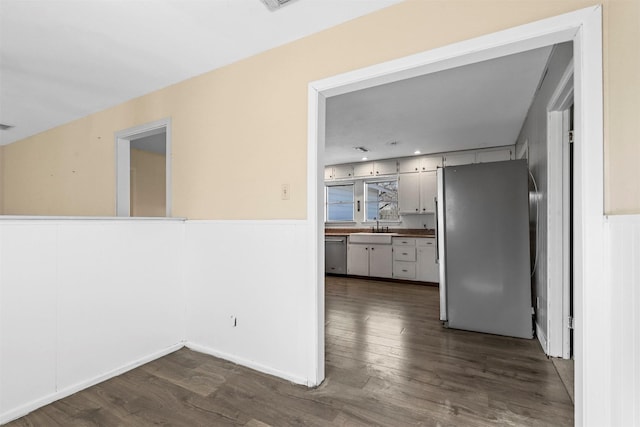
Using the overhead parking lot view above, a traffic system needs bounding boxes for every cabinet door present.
[444,152,476,166]
[419,171,437,213]
[398,157,421,173]
[353,162,374,177]
[369,244,392,278]
[347,244,369,276]
[398,173,420,214]
[374,159,398,176]
[417,244,439,282]
[476,148,512,163]
[324,166,334,180]
[420,156,442,171]
[333,164,354,179]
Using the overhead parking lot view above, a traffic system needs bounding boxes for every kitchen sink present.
[349,232,397,244]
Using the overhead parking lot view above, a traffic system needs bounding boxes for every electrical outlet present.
[230,315,237,327]
[281,184,290,200]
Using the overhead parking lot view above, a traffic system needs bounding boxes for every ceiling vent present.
[260,0,294,11]
[0,123,14,131]
[354,146,369,153]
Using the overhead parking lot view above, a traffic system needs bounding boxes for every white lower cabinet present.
[416,238,439,282]
[393,237,439,283]
[347,243,392,278]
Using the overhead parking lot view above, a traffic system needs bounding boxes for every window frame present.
[324,182,355,223]
[364,178,400,223]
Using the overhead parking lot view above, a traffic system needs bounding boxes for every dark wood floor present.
[6,276,573,426]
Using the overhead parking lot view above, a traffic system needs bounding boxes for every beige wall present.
[2,0,638,217]
[130,148,166,217]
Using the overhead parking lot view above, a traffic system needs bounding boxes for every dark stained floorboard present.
[6,276,573,426]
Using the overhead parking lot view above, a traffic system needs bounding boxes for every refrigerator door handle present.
[434,197,439,263]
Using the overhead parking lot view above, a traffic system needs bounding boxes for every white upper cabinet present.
[476,148,512,163]
[420,156,442,171]
[333,164,354,179]
[324,166,334,180]
[373,159,398,176]
[399,170,437,214]
[443,152,476,166]
[419,171,437,213]
[398,173,420,214]
[353,162,374,177]
[398,155,442,173]
[398,157,421,174]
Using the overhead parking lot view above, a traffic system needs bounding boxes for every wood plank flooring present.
[6,276,573,426]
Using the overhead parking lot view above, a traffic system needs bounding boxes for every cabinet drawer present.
[393,261,416,279]
[394,247,416,261]
[416,238,436,247]
[392,237,416,246]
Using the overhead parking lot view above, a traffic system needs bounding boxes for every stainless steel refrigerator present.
[437,159,533,339]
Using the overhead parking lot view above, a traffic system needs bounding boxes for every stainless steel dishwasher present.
[325,236,347,275]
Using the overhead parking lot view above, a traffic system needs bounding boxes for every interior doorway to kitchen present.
[115,118,172,217]
[307,7,604,422]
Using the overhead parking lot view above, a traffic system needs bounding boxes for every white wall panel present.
[606,215,640,427]
[55,221,184,391]
[0,219,184,424]
[184,221,310,385]
[0,224,58,417]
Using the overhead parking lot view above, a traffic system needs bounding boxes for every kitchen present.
[322,43,572,344]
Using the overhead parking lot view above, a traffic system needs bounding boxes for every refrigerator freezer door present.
[443,160,532,339]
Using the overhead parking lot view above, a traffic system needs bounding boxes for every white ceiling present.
[325,45,553,165]
[0,0,402,145]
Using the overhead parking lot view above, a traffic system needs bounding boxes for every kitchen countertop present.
[325,228,435,238]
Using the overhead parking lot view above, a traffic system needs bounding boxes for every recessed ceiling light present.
[361,157,368,161]
[414,150,421,155]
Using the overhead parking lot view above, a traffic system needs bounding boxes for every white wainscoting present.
[606,215,640,427]
[0,219,185,424]
[183,220,311,385]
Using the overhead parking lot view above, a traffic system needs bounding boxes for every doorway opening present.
[115,118,172,217]
[307,6,604,423]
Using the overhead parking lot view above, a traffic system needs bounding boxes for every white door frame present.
[547,61,574,359]
[307,6,604,425]
[115,118,172,217]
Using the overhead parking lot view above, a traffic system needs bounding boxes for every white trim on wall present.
[308,6,604,425]
[547,60,574,359]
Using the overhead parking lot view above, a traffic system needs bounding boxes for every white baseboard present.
[0,342,184,425]
[185,342,309,387]
[536,322,548,354]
